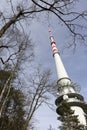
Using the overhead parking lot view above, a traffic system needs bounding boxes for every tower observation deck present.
[49,28,87,126]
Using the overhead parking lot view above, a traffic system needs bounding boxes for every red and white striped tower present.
[49,28,87,126]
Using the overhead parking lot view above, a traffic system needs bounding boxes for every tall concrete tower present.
[49,28,87,126]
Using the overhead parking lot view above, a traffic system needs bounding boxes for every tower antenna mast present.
[48,27,87,126]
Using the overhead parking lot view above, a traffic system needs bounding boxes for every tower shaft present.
[49,28,87,126]
[49,31,69,80]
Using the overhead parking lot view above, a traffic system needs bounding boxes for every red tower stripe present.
[52,44,56,48]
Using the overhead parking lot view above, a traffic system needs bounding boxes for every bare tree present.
[0,0,87,67]
[0,27,34,68]
[22,65,55,128]
[0,0,87,50]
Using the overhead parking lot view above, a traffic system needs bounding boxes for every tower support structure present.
[49,28,87,126]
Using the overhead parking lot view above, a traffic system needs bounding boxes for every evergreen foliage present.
[58,101,86,130]
[0,70,26,130]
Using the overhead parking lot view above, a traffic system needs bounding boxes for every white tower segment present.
[49,28,87,126]
[49,28,75,94]
[49,30,69,79]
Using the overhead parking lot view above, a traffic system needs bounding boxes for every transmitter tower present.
[49,28,87,126]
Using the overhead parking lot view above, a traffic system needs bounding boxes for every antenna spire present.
[48,27,52,36]
[48,27,71,86]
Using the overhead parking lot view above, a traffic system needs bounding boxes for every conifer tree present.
[0,70,26,130]
[58,101,86,130]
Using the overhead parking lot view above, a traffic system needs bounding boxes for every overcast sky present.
[30,16,87,129]
[0,0,87,130]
